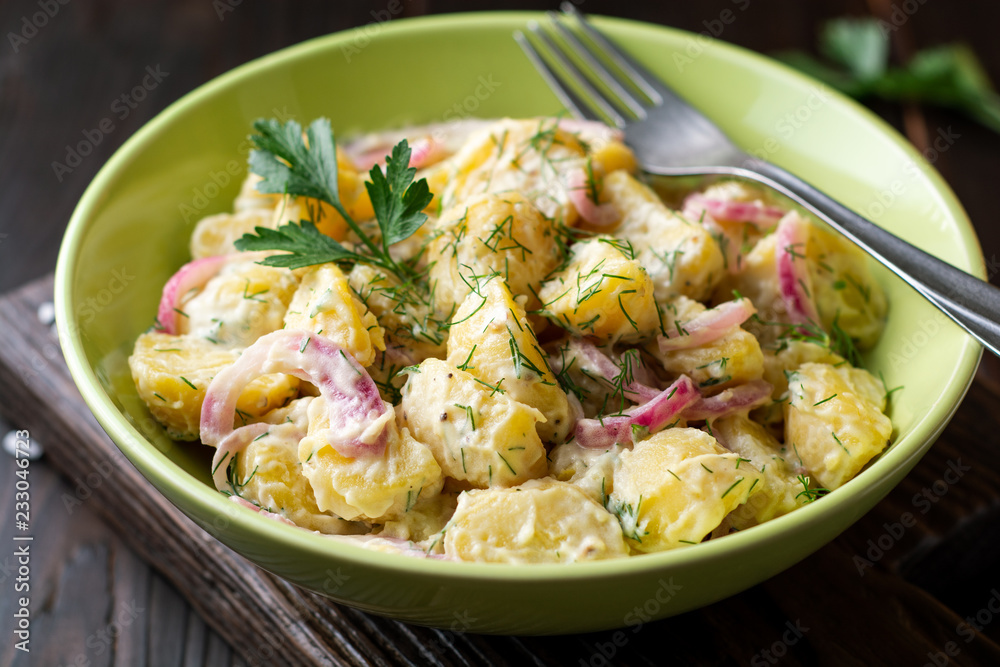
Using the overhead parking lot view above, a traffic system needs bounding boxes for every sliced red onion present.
[657,298,757,353]
[558,339,660,404]
[775,212,820,325]
[574,375,699,449]
[683,380,773,421]
[155,255,229,334]
[683,192,786,228]
[350,136,446,171]
[567,168,619,227]
[202,329,392,491]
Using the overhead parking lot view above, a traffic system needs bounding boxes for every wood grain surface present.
[2,1,1000,665]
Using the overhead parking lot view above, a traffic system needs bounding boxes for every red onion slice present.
[567,168,619,227]
[573,375,699,449]
[683,192,786,228]
[350,135,446,171]
[682,380,773,421]
[775,212,820,325]
[553,340,660,404]
[657,298,757,353]
[155,255,229,334]
[202,329,391,490]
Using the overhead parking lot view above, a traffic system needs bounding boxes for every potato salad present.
[129,116,892,563]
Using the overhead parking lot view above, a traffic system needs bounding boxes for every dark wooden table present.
[1,1,999,665]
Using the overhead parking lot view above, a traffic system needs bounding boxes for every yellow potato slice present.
[129,332,299,441]
[180,260,298,348]
[712,414,806,529]
[443,480,629,563]
[229,398,365,534]
[602,170,725,301]
[427,192,560,315]
[609,428,763,553]
[298,400,443,522]
[446,277,570,443]
[284,263,385,367]
[400,358,547,488]
[785,362,891,490]
[538,237,659,344]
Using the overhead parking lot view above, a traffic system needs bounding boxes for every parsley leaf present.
[235,117,433,279]
[248,118,359,227]
[234,220,357,269]
[367,140,434,249]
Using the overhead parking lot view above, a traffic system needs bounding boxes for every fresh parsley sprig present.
[234,117,433,279]
[777,18,1000,135]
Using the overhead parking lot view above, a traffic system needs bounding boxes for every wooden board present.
[3,274,1000,666]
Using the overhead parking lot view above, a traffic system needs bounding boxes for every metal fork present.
[515,3,1000,358]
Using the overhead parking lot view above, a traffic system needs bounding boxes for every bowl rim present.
[55,11,983,585]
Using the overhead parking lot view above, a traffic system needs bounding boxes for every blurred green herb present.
[777,17,1000,134]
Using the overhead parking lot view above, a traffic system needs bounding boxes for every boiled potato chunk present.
[717,218,887,349]
[538,237,659,343]
[400,358,547,488]
[785,362,891,489]
[298,401,443,522]
[808,224,887,349]
[649,327,764,394]
[427,192,560,315]
[375,492,459,542]
[603,170,725,301]
[348,264,447,353]
[547,442,624,506]
[443,480,629,563]
[428,117,604,221]
[609,428,763,553]
[284,263,385,366]
[712,414,806,529]
[180,260,298,348]
[446,277,570,443]
[129,332,299,440]
[190,209,274,259]
[230,398,363,534]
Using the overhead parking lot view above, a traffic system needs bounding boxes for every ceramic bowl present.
[56,12,982,634]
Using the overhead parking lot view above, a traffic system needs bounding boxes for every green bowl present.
[55,12,982,634]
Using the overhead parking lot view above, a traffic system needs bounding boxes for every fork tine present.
[524,22,628,128]
[546,12,648,119]
[514,30,604,124]
[560,2,668,105]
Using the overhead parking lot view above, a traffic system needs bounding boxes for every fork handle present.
[739,159,999,357]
